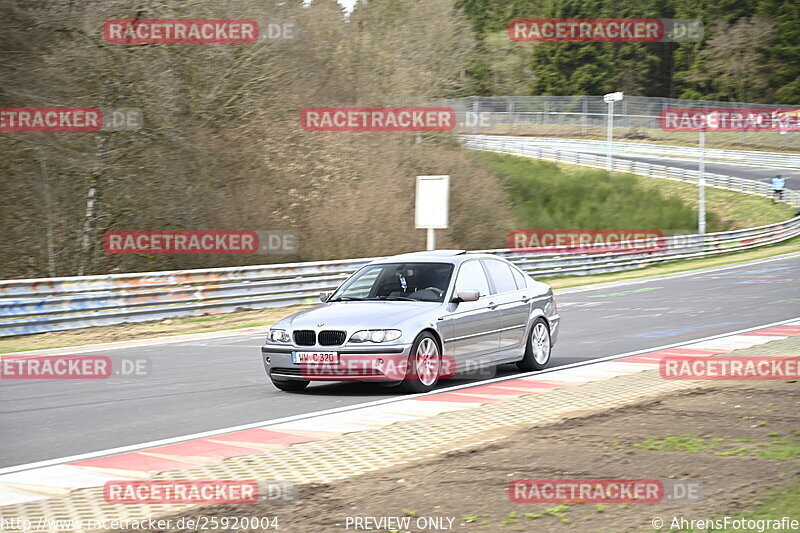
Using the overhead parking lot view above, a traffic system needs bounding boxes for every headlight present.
[268,329,291,343]
[349,329,402,343]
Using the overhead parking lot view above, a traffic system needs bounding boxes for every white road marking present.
[2,315,797,478]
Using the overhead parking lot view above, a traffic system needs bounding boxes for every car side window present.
[349,267,381,298]
[454,260,491,297]
[511,266,528,290]
[483,259,518,294]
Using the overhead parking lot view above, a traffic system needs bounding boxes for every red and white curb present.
[1,318,798,507]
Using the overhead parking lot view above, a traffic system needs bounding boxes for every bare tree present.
[684,17,777,103]
[0,0,512,279]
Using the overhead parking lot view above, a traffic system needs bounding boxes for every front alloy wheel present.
[517,318,551,371]
[400,332,441,393]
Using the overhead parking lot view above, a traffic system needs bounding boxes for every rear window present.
[511,266,528,289]
[483,259,517,294]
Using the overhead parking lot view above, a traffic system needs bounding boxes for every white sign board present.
[603,91,624,103]
[415,175,449,229]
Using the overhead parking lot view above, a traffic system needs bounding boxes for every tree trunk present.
[77,136,109,276]
[36,148,57,277]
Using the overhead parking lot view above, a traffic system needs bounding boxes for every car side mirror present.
[452,290,480,303]
[319,292,331,303]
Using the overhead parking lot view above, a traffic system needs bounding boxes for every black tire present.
[271,378,310,392]
[400,332,441,394]
[517,318,552,372]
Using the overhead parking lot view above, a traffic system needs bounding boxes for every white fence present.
[479,136,800,170]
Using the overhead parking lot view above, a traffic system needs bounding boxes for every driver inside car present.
[395,266,449,301]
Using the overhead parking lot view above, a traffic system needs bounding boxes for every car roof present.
[368,250,502,266]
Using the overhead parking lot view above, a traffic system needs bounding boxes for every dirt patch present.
[116,379,799,533]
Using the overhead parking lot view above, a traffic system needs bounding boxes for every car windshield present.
[330,262,454,303]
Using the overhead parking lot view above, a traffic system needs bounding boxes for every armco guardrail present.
[476,136,800,170]
[0,259,374,337]
[1,140,799,338]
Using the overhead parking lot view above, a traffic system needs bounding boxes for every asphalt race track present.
[602,153,800,191]
[3,253,799,468]
[493,137,800,190]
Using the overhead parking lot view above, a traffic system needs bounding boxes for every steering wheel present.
[422,287,444,298]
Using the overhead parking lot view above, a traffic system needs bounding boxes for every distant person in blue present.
[770,175,786,202]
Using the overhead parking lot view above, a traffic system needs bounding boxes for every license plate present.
[291,351,339,364]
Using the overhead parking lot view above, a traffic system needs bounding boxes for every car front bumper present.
[262,343,414,382]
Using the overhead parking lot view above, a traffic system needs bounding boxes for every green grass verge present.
[733,485,800,530]
[472,151,794,232]
[474,152,722,232]
[676,485,800,532]
[635,177,795,230]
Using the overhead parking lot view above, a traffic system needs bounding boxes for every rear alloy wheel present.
[400,332,441,393]
[271,378,309,392]
[517,318,551,371]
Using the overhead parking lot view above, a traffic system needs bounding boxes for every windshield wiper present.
[371,296,417,301]
[330,296,369,302]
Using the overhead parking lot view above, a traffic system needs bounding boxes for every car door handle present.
[521,295,531,303]
[488,302,498,309]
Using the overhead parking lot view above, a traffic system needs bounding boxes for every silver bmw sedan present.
[261,250,560,393]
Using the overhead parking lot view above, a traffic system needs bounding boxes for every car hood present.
[283,301,440,330]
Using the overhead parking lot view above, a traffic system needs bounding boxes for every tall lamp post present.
[698,123,706,235]
[603,92,624,173]
[698,112,720,235]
